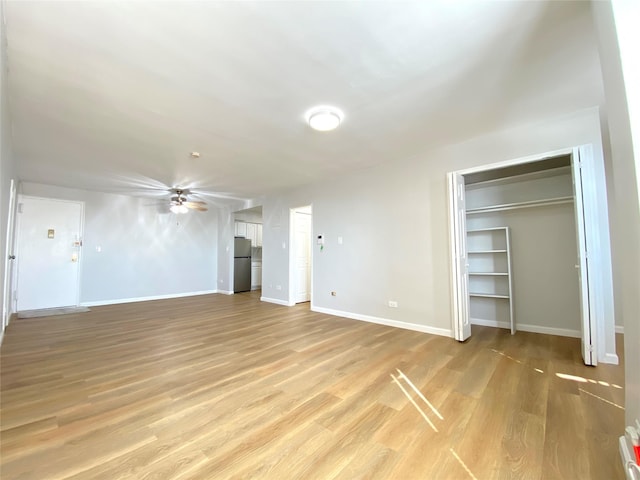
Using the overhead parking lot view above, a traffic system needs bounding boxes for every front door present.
[16,196,84,311]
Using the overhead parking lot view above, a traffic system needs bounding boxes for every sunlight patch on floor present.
[578,388,624,410]
[450,448,479,480]
[390,373,438,432]
[396,368,444,421]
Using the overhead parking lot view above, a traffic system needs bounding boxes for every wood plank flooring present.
[0,292,625,479]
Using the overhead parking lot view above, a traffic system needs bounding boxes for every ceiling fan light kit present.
[306,105,344,131]
[170,204,189,214]
[168,188,208,214]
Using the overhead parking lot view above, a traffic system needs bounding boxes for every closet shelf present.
[468,249,507,254]
[470,293,510,299]
[466,196,574,215]
[469,272,508,276]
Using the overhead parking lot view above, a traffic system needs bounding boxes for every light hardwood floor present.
[1,292,625,479]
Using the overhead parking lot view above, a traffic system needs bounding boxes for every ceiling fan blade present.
[184,200,207,206]
[185,203,208,212]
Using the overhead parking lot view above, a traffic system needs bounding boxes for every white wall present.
[592,0,640,426]
[0,2,17,335]
[20,183,219,304]
[262,107,617,355]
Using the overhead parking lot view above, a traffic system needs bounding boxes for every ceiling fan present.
[169,188,208,214]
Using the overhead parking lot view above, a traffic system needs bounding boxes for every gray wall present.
[592,0,640,426]
[0,3,17,334]
[260,107,618,357]
[217,205,238,294]
[20,183,219,304]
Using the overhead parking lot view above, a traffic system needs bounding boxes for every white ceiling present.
[4,1,604,204]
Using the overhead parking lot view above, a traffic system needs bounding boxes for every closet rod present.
[466,196,574,215]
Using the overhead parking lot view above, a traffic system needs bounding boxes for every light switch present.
[338,236,343,245]
[47,229,55,239]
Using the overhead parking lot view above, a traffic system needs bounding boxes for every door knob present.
[8,255,15,260]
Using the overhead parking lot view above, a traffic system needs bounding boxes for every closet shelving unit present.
[467,227,515,334]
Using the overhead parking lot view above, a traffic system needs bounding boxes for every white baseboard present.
[615,325,624,334]
[218,290,234,295]
[312,306,453,338]
[603,353,619,365]
[81,290,219,307]
[470,318,581,338]
[260,296,295,306]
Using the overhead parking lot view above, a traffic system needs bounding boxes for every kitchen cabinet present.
[235,221,263,248]
[235,221,247,237]
[256,224,263,247]
[246,223,257,246]
[251,264,262,289]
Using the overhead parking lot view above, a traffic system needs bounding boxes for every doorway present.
[289,206,312,304]
[448,145,615,366]
[15,196,84,311]
[233,206,263,294]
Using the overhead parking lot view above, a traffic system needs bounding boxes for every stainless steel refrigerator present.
[234,237,252,293]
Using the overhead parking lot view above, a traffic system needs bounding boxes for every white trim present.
[615,325,624,334]
[81,290,218,307]
[260,296,295,306]
[218,290,234,296]
[604,353,619,365]
[312,306,453,338]
[470,317,581,338]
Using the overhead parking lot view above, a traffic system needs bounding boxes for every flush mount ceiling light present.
[305,105,344,132]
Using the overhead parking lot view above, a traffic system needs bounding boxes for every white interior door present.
[293,211,311,304]
[448,172,471,341]
[571,150,595,365]
[16,196,83,311]
[2,180,17,330]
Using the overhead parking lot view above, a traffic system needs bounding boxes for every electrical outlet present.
[388,300,398,308]
[276,285,282,291]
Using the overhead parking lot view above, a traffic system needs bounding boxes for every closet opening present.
[448,145,616,366]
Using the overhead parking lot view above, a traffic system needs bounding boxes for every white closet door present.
[571,148,595,366]
[448,172,471,341]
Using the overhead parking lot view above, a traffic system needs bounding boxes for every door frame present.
[288,205,312,306]
[14,195,85,310]
[447,145,616,365]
